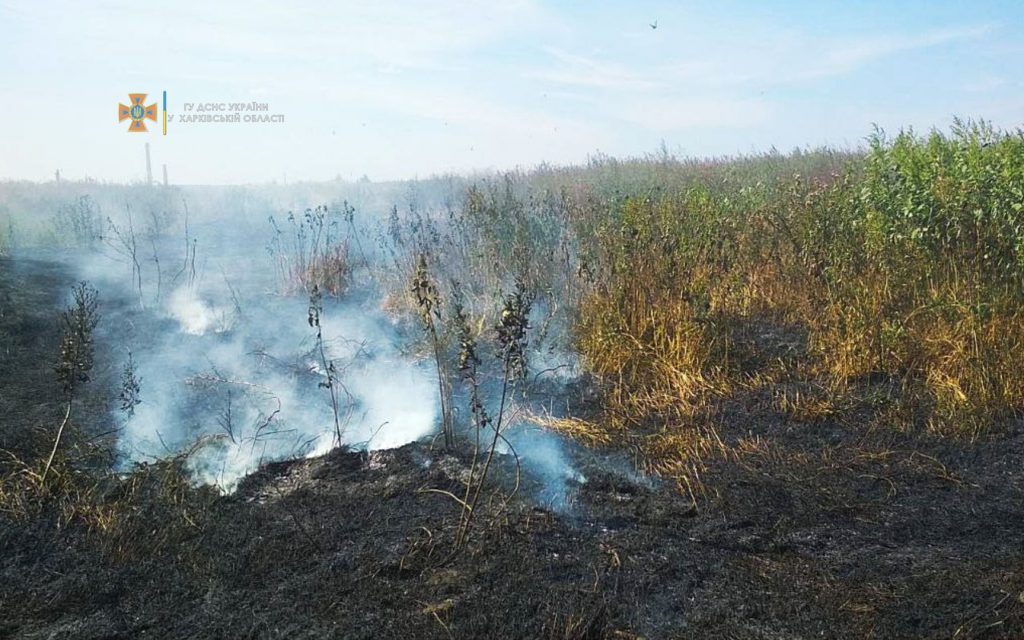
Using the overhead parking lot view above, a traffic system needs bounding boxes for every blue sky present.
[1,0,1022,184]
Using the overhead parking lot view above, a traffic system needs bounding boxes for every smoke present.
[167,286,234,335]
[501,423,586,511]
[11,182,604,507]
[112,267,439,492]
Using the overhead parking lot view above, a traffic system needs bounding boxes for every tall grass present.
[393,121,1023,484]
[570,121,1024,439]
[267,205,351,296]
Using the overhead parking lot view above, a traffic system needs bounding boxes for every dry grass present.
[1,434,211,564]
[268,206,352,297]
[525,413,615,447]
[543,121,1024,493]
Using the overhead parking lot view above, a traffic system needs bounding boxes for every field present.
[2,121,1024,638]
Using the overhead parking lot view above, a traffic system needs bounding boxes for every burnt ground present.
[2,257,1024,639]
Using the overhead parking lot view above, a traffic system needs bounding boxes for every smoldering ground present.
[48,193,594,506]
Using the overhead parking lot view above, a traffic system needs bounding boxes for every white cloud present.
[798,25,993,80]
[530,24,994,93]
[528,47,664,90]
[3,0,548,75]
[963,76,1011,93]
[619,96,773,130]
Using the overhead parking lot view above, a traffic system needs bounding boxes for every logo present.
[118,93,158,132]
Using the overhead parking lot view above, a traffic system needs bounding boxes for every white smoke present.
[71,200,590,503]
[167,286,234,335]
[115,279,439,492]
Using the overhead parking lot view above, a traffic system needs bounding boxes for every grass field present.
[2,121,1024,637]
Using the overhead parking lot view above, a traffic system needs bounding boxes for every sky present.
[0,0,1022,184]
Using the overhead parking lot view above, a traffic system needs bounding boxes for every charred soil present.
[2,258,1024,639]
